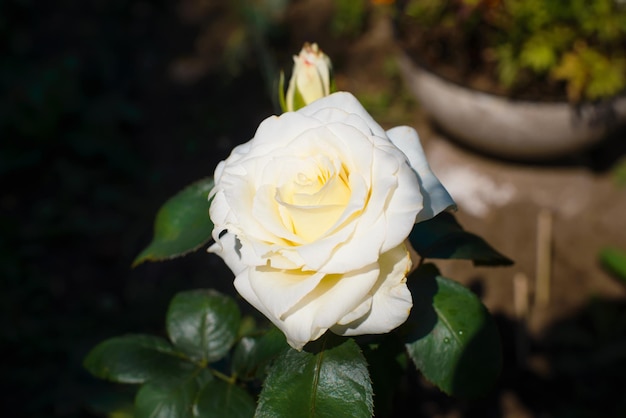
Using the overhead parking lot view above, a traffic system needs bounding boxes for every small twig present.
[535,208,553,308]
[211,368,237,385]
[513,272,529,366]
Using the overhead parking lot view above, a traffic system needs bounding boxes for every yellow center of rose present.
[275,155,351,242]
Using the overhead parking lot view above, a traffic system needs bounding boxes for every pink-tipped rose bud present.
[285,42,332,111]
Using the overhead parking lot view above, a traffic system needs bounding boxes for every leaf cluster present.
[84,289,285,418]
[85,266,507,417]
[402,0,626,101]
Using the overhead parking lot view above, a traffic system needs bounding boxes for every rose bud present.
[285,42,332,112]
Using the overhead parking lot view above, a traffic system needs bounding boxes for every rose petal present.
[252,184,305,245]
[236,263,380,350]
[299,92,388,139]
[311,141,421,272]
[370,142,423,253]
[332,244,412,335]
[246,267,326,320]
[386,126,456,221]
[336,296,372,326]
[282,268,380,350]
[207,232,246,276]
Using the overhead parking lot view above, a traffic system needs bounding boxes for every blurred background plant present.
[398,0,626,101]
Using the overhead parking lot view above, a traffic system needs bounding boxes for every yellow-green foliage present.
[404,0,626,101]
[331,0,368,38]
[552,43,626,102]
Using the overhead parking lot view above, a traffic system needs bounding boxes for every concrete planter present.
[397,51,626,161]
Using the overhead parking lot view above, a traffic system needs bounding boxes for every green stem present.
[211,368,237,385]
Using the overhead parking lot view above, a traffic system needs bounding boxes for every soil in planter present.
[395,13,570,102]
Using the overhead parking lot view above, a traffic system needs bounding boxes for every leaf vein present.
[433,305,462,346]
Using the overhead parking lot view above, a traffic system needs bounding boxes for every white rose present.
[209,92,454,350]
[285,42,332,111]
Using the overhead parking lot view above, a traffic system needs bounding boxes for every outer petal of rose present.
[370,141,423,253]
[207,232,247,276]
[246,267,327,320]
[233,270,297,341]
[331,244,412,336]
[238,112,314,151]
[235,264,380,350]
[335,295,372,326]
[281,266,380,350]
[210,187,271,270]
[209,187,268,271]
[298,92,388,139]
[386,126,456,221]
[208,189,231,242]
[281,262,379,323]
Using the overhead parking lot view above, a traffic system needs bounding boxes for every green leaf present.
[256,335,373,418]
[133,177,214,267]
[552,50,587,102]
[166,289,241,364]
[404,264,502,399]
[194,379,256,418]
[278,70,287,113]
[292,83,307,112]
[600,247,626,282]
[84,335,195,384]
[232,327,288,380]
[585,55,626,100]
[134,373,201,418]
[409,212,513,266]
[495,43,520,88]
[520,34,557,72]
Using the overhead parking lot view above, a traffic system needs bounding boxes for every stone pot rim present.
[397,50,626,161]
[398,46,626,107]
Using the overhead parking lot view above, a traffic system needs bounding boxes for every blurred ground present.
[3,0,626,417]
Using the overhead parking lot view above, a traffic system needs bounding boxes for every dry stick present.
[513,272,530,367]
[535,209,553,308]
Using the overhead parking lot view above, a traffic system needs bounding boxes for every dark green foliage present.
[84,335,196,384]
[256,336,374,418]
[83,290,268,418]
[166,290,241,364]
[404,264,502,399]
[133,178,215,267]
